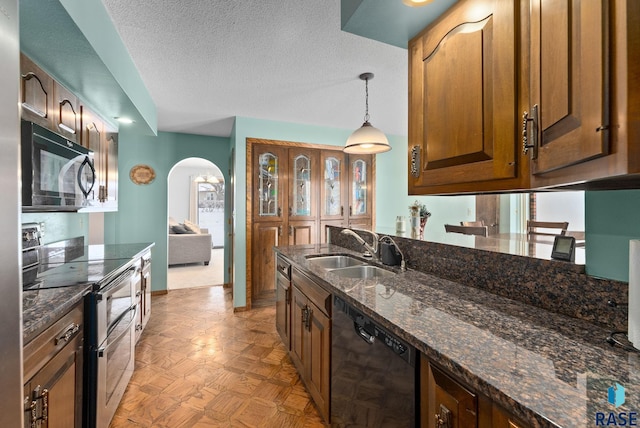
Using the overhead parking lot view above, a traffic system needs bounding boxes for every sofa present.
[168,226,212,266]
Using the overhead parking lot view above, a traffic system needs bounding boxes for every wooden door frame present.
[245,138,376,310]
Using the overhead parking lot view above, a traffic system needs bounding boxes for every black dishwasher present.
[332,295,417,427]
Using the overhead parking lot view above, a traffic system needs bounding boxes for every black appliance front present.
[21,120,95,211]
[331,296,417,427]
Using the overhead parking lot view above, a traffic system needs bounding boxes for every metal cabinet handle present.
[435,404,452,428]
[306,307,313,331]
[522,105,539,159]
[55,323,80,345]
[28,387,49,428]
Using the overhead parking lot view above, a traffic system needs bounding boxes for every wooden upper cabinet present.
[348,154,373,221]
[253,144,288,222]
[53,81,79,143]
[528,0,609,176]
[320,151,347,222]
[103,127,118,206]
[409,0,527,194]
[20,54,54,129]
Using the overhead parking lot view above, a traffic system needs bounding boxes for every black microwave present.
[21,120,96,212]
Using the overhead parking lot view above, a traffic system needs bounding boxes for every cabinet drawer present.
[276,255,291,280]
[24,304,83,382]
[291,267,331,317]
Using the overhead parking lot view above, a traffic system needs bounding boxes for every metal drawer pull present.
[522,104,538,159]
[55,323,80,345]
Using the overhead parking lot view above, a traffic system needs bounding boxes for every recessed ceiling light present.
[402,0,434,6]
[115,117,134,124]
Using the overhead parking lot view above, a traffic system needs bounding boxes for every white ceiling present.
[100,0,409,138]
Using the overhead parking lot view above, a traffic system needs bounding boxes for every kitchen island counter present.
[276,243,636,428]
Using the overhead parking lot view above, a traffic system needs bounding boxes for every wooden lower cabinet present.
[492,403,529,428]
[289,266,331,423]
[420,357,528,428]
[275,255,291,349]
[23,302,84,428]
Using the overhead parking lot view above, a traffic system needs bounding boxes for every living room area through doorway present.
[167,157,225,290]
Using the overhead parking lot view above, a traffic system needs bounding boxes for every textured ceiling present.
[100,0,416,138]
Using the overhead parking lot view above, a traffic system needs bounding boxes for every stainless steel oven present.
[85,264,137,428]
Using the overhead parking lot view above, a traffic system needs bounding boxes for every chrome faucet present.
[379,235,406,272]
[341,228,379,259]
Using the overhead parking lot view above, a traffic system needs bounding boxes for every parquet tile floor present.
[110,286,325,427]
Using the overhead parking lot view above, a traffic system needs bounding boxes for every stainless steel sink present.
[306,255,367,269]
[329,265,395,279]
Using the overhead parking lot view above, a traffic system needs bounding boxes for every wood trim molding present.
[151,290,168,296]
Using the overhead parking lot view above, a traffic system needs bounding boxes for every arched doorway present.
[167,158,225,289]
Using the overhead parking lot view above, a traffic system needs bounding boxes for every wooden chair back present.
[461,221,485,227]
[526,220,569,237]
[444,224,489,237]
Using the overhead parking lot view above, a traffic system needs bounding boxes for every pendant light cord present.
[364,77,370,123]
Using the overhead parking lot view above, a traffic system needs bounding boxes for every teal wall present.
[585,190,640,282]
[105,127,230,291]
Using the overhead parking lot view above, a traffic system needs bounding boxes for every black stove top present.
[22,243,152,291]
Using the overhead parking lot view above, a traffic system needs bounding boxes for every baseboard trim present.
[233,306,249,313]
[151,290,169,296]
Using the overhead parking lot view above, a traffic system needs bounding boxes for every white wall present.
[535,191,585,231]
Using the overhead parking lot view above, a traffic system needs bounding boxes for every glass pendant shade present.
[344,121,391,154]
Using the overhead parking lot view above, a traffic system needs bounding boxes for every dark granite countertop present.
[23,284,91,343]
[22,243,154,343]
[275,244,638,428]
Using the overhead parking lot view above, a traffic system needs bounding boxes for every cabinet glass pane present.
[324,157,341,216]
[352,159,367,215]
[293,155,311,216]
[258,152,278,216]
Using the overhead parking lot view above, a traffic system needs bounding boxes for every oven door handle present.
[96,268,135,301]
[98,304,137,358]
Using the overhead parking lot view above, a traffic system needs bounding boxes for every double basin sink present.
[306,255,395,279]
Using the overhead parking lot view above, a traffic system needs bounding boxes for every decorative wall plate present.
[130,164,156,185]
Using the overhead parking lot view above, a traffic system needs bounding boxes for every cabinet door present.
[348,155,372,221]
[288,148,319,244]
[492,403,529,428]
[320,151,347,222]
[423,361,478,428]
[305,299,331,422]
[409,0,527,194]
[23,338,82,428]
[80,106,103,203]
[275,270,291,349]
[290,286,307,376]
[252,222,282,298]
[20,54,53,129]
[103,128,118,206]
[529,0,609,176]
[53,81,79,142]
[253,145,287,222]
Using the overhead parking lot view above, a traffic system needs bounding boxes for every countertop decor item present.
[344,72,391,154]
[409,200,431,239]
[129,164,156,185]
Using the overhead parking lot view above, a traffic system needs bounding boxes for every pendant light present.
[344,72,391,154]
